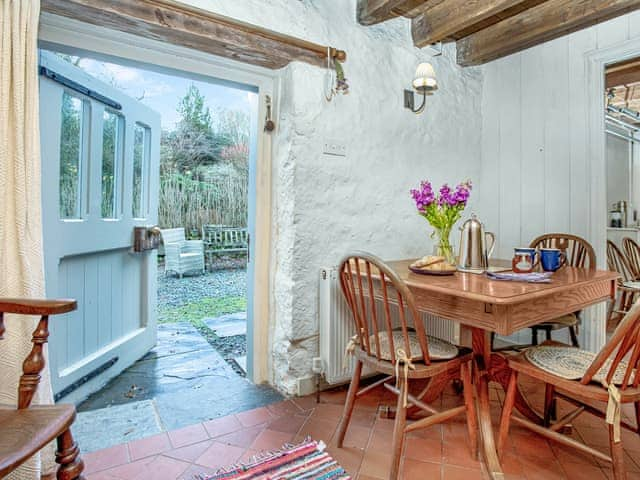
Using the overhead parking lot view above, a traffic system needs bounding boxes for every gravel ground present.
[157,264,248,375]
[158,265,247,308]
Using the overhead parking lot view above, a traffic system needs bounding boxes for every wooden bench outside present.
[202,225,249,266]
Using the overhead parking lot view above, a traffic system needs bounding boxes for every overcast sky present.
[72,56,256,130]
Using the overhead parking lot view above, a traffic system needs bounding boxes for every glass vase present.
[433,228,456,265]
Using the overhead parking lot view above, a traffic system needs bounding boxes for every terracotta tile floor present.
[80,377,640,480]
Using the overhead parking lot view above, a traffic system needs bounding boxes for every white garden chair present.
[160,228,205,277]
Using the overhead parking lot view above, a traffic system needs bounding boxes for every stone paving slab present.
[203,311,247,337]
[74,400,162,453]
[76,321,282,447]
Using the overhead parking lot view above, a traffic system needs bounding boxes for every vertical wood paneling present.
[596,16,630,48]
[498,54,522,259]
[520,46,546,244]
[66,259,85,366]
[97,255,113,348]
[84,257,99,354]
[479,58,501,247]
[568,28,597,239]
[543,37,571,233]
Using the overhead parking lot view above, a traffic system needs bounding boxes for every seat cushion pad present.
[367,330,458,362]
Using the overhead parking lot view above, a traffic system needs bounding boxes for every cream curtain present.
[0,0,55,478]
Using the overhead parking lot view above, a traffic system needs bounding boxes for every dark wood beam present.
[411,0,533,47]
[457,0,640,66]
[41,0,346,70]
[607,58,640,88]
[356,0,427,26]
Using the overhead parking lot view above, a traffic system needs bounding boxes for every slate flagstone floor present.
[78,375,640,480]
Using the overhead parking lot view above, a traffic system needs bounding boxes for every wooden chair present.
[335,252,477,480]
[498,300,640,480]
[0,298,84,479]
[527,233,596,347]
[607,240,640,325]
[623,236,640,280]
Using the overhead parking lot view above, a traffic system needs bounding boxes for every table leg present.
[472,329,504,480]
[488,352,543,424]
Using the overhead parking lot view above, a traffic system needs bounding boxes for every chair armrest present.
[0,298,77,409]
[183,240,204,253]
[164,242,184,256]
[0,298,77,316]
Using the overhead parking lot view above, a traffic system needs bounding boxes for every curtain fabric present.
[0,1,55,478]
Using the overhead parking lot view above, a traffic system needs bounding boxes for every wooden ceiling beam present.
[356,0,427,26]
[40,0,346,70]
[411,0,533,47]
[607,63,640,88]
[457,0,640,67]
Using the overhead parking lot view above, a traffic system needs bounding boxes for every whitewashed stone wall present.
[182,0,484,394]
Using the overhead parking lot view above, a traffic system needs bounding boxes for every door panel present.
[39,51,160,398]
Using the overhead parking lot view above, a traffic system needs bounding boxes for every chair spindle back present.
[622,237,640,280]
[529,233,595,269]
[608,240,636,284]
[582,299,640,390]
[338,252,431,365]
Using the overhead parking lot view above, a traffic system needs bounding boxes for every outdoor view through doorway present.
[40,48,281,453]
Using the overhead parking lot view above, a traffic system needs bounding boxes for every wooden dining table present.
[386,259,619,480]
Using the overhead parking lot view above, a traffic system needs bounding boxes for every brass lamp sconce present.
[404,62,438,114]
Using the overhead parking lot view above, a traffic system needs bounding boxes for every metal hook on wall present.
[264,95,275,132]
[324,46,336,102]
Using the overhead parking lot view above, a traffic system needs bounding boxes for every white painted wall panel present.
[479,14,640,257]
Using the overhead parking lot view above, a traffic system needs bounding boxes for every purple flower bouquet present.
[410,180,472,263]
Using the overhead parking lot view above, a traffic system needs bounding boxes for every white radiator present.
[318,266,461,385]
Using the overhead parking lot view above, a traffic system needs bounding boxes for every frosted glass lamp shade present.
[412,62,437,93]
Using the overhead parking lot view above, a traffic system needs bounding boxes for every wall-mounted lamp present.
[404,62,438,114]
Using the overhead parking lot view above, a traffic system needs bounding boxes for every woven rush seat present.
[524,345,633,385]
[367,330,458,362]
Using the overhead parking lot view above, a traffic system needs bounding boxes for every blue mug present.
[540,248,566,272]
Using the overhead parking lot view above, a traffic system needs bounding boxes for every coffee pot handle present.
[485,232,496,259]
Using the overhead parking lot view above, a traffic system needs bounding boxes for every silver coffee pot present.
[457,214,496,273]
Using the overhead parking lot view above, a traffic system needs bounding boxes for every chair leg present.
[544,384,556,427]
[545,327,552,342]
[335,360,362,448]
[635,401,640,434]
[461,361,478,458]
[497,370,518,457]
[490,332,496,351]
[389,374,408,480]
[531,328,538,346]
[609,424,627,480]
[55,429,84,480]
[569,326,580,348]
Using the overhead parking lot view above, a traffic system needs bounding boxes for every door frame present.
[585,37,640,353]
[38,12,276,384]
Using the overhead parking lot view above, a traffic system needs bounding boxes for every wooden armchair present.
[498,300,640,480]
[335,252,477,480]
[0,298,84,480]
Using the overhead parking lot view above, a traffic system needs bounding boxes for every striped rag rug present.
[200,439,350,480]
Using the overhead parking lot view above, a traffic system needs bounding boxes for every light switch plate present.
[323,139,347,157]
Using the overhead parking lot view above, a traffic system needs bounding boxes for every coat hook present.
[264,95,275,132]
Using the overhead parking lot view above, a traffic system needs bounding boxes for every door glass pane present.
[102,110,123,219]
[132,123,150,218]
[59,92,84,219]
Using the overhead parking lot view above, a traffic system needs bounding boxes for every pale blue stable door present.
[39,51,161,400]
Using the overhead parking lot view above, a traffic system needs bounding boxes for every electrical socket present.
[323,139,347,157]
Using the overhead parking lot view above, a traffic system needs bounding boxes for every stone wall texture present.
[181,0,484,394]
